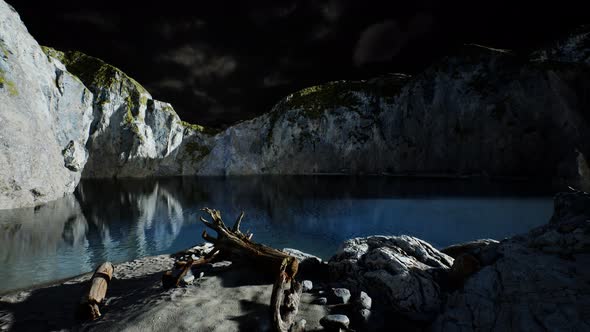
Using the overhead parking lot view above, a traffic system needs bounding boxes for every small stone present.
[320,314,350,330]
[181,270,195,285]
[191,254,199,260]
[302,280,313,292]
[329,288,351,304]
[358,308,371,323]
[292,319,306,331]
[313,297,328,305]
[204,260,232,272]
[358,291,372,310]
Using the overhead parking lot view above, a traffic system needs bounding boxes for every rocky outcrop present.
[432,190,590,331]
[41,48,214,178]
[327,191,590,331]
[0,1,93,209]
[328,235,454,321]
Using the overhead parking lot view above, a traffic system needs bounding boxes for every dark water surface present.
[0,176,557,293]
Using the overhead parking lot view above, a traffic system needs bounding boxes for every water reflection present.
[0,176,556,293]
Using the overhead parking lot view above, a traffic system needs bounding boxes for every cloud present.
[155,78,185,91]
[192,88,217,104]
[62,12,118,32]
[158,20,206,40]
[320,0,347,22]
[353,14,433,66]
[248,3,298,25]
[158,45,238,82]
[263,72,290,87]
[353,20,404,66]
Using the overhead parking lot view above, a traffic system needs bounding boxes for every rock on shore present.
[0,1,93,209]
[327,190,590,331]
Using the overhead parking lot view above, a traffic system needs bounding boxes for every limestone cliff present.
[2,0,590,209]
[197,38,590,179]
[43,28,590,183]
[0,1,93,209]
[41,48,214,178]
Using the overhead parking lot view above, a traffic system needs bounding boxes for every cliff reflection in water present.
[0,176,555,292]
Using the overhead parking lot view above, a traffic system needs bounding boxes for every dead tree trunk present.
[199,208,304,332]
[271,257,305,332]
[80,262,113,320]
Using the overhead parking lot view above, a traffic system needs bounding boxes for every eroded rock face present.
[0,1,93,209]
[328,235,454,321]
[41,48,214,178]
[194,30,590,179]
[432,190,590,331]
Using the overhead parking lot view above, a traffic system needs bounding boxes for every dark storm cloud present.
[353,13,433,66]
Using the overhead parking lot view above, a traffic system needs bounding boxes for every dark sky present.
[8,0,588,128]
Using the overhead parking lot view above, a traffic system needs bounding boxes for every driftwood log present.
[80,262,114,320]
[199,208,304,332]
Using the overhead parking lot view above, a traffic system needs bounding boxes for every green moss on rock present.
[41,47,148,95]
[276,76,410,119]
[180,121,218,135]
[0,69,18,96]
[184,141,211,163]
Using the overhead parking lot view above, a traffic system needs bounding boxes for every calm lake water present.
[0,176,557,293]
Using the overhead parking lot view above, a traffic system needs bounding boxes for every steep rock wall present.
[0,1,93,209]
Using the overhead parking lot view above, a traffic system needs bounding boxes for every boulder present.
[328,288,351,305]
[329,235,453,321]
[0,1,93,209]
[441,239,501,266]
[301,280,313,292]
[320,314,350,331]
[357,291,372,310]
[432,191,590,331]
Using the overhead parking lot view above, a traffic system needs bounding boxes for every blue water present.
[0,176,556,293]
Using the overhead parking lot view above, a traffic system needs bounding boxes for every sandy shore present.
[0,250,328,331]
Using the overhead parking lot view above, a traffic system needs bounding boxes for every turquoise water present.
[0,176,555,293]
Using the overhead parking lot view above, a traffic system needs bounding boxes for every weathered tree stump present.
[80,262,113,320]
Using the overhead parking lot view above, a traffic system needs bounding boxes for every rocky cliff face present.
[42,27,590,183]
[0,1,93,209]
[198,39,590,179]
[40,48,213,178]
[2,0,589,209]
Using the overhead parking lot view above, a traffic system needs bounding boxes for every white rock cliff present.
[0,1,93,209]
